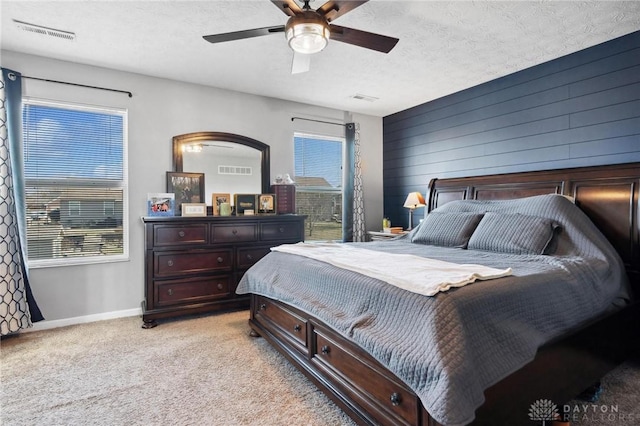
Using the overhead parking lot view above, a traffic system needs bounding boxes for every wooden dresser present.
[141,214,305,328]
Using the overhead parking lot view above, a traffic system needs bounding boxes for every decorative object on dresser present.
[271,184,296,214]
[181,203,207,217]
[141,214,306,328]
[166,171,205,215]
[234,194,257,216]
[212,193,231,216]
[258,194,277,214]
[147,193,175,217]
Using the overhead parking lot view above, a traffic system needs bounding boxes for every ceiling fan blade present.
[329,25,399,53]
[291,52,311,74]
[316,1,368,22]
[203,26,284,44]
[270,0,303,17]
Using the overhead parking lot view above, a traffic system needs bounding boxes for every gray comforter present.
[236,195,630,426]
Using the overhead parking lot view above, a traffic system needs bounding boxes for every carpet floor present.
[1,310,638,426]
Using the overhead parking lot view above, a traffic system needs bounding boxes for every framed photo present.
[147,193,175,217]
[234,194,257,216]
[212,193,231,216]
[166,172,204,216]
[181,203,207,217]
[258,194,276,214]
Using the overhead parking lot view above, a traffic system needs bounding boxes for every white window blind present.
[294,133,344,241]
[22,99,128,266]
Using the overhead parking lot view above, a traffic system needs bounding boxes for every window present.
[68,200,80,217]
[294,133,344,241]
[103,201,115,216]
[22,99,128,266]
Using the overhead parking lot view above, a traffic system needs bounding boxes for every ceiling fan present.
[203,0,399,74]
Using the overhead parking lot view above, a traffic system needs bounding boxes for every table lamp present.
[403,192,425,230]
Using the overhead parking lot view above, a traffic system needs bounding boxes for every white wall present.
[2,50,383,325]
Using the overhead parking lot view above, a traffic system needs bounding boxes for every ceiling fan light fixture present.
[285,14,330,55]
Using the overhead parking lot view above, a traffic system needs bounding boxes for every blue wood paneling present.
[382,31,640,229]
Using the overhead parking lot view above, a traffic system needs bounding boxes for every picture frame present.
[166,172,204,216]
[181,203,207,217]
[234,194,257,216]
[147,193,175,217]
[212,193,231,216]
[258,194,276,215]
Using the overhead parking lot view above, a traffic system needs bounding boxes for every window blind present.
[294,133,343,241]
[22,100,128,265]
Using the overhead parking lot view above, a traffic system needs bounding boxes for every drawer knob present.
[293,324,301,333]
[167,288,173,296]
[260,303,267,311]
[321,345,330,355]
[167,260,174,267]
[232,229,238,235]
[217,283,224,290]
[390,392,402,406]
[178,231,185,238]
[278,227,285,233]
[217,256,224,263]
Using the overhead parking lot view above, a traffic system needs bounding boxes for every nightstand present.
[367,231,409,241]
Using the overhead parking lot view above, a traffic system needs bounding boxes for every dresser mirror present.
[173,132,270,205]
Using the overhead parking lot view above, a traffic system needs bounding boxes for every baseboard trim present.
[27,307,142,332]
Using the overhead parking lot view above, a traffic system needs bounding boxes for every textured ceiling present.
[2,1,639,117]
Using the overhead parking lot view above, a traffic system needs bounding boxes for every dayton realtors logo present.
[528,399,635,424]
[528,399,558,425]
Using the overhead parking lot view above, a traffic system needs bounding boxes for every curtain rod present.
[23,75,133,98]
[291,116,345,127]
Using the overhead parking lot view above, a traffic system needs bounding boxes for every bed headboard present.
[427,162,640,288]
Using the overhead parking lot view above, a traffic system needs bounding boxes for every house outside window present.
[22,98,128,266]
[294,133,344,241]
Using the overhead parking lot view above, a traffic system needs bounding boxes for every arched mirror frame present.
[173,131,271,194]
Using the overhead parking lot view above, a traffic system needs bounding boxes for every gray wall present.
[2,50,384,326]
[383,31,640,229]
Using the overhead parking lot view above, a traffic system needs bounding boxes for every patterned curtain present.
[351,123,366,242]
[1,68,43,335]
[343,122,366,242]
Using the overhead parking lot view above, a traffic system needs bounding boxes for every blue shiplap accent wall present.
[383,31,640,229]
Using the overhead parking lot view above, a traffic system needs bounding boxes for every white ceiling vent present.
[14,20,76,41]
[351,93,379,102]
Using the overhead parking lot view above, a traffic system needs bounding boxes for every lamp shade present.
[403,192,425,209]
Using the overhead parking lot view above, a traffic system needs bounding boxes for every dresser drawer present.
[153,224,208,247]
[255,296,307,351]
[260,222,303,241]
[155,276,231,307]
[154,249,233,277]
[312,325,419,426]
[237,246,271,269]
[212,224,257,243]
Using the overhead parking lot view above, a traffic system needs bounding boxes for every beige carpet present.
[1,311,355,426]
[1,311,638,426]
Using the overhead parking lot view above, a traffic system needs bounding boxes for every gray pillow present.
[467,212,561,255]
[411,212,484,248]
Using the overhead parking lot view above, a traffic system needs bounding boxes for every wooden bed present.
[246,162,640,426]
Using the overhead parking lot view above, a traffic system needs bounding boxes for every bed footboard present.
[248,293,639,426]
[248,294,442,426]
